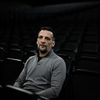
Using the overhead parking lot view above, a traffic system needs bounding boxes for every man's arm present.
[36,59,66,99]
[13,66,27,87]
[13,56,35,87]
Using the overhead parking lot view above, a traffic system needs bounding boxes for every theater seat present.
[1,58,24,86]
[3,85,49,100]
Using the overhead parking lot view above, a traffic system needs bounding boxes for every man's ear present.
[36,40,38,45]
[52,41,55,47]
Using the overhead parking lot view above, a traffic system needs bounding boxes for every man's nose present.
[41,38,46,43]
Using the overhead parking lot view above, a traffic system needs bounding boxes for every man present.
[14,26,66,100]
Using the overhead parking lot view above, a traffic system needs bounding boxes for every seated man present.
[13,26,66,100]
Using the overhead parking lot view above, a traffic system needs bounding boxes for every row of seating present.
[0,84,46,100]
[0,2,100,100]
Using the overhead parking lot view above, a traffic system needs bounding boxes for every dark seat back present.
[0,58,24,86]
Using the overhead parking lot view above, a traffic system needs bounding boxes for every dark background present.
[0,0,100,100]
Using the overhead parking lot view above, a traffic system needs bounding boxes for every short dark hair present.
[40,26,53,32]
[39,26,55,41]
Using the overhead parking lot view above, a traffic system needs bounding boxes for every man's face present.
[36,30,55,53]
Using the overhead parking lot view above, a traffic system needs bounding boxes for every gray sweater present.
[14,50,66,99]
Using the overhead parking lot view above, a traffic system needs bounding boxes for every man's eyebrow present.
[38,35,42,37]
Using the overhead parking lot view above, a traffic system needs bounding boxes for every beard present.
[37,45,48,54]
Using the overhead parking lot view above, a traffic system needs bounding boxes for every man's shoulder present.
[52,53,66,63]
[24,55,36,66]
[27,55,36,61]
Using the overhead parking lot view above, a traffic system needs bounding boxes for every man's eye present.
[45,37,50,40]
[38,36,43,39]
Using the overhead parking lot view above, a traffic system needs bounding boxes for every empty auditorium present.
[0,0,100,100]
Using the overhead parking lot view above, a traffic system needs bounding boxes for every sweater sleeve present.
[13,56,33,87]
[36,58,66,99]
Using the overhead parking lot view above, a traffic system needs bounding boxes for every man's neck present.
[39,51,49,58]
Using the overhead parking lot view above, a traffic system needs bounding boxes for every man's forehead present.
[38,30,53,37]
